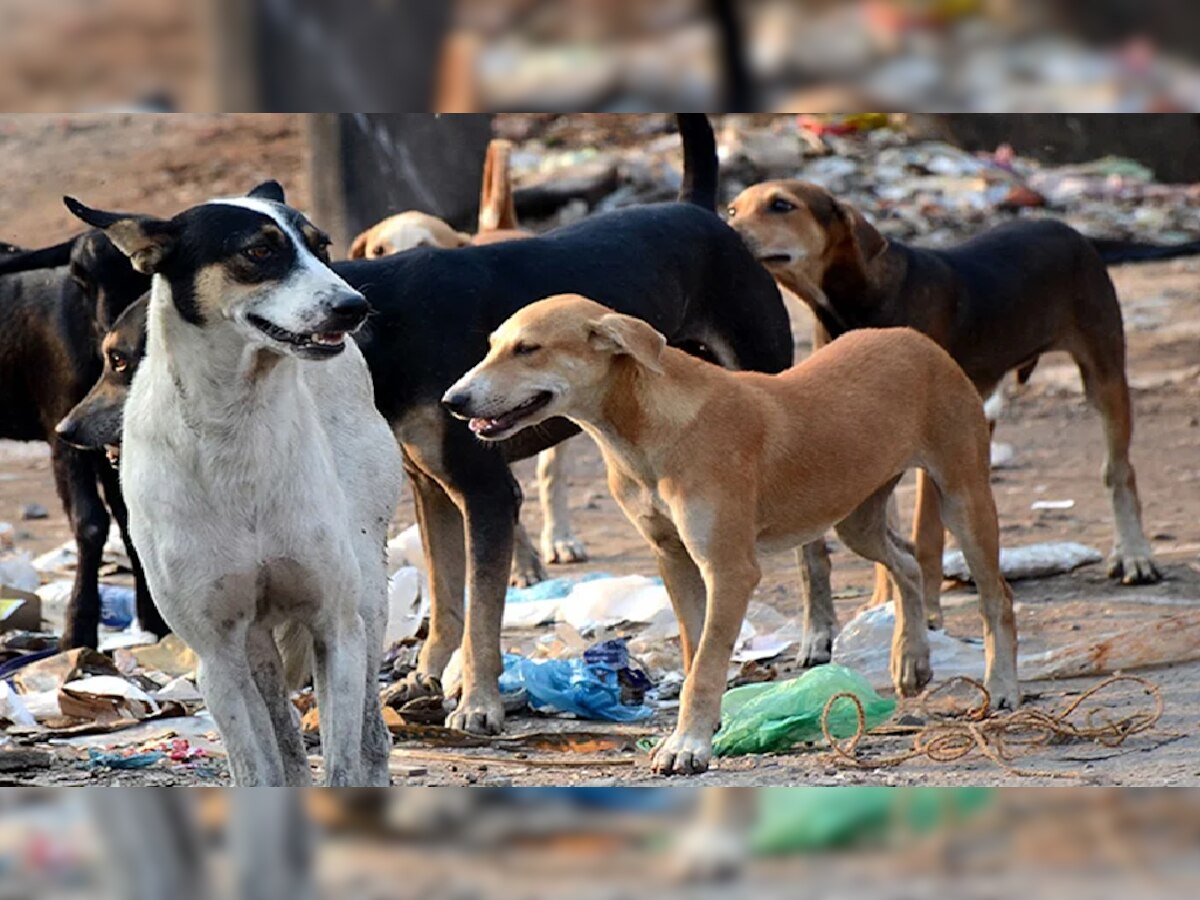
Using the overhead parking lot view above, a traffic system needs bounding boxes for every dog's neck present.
[145,277,301,432]
[572,352,713,483]
[775,246,907,335]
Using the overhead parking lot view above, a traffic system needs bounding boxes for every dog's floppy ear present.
[63,198,177,275]
[348,229,371,259]
[833,201,887,274]
[587,313,666,375]
[247,180,286,203]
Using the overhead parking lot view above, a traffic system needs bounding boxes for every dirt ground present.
[1,115,1199,787]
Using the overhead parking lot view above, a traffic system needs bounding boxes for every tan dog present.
[349,140,588,582]
[728,179,1162,659]
[445,294,1019,775]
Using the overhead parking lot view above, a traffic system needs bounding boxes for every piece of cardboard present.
[0,585,42,633]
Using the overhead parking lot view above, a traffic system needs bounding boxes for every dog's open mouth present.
[247,314,347,355]
[104,444,121,466]
[468,392,552,439]
[757,253,794,265]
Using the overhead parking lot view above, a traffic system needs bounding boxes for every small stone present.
[19,503,48,521]
[0,749,53,772]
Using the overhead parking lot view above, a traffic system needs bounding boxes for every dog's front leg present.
[312,606,369,786]
[538,442,588,564]
[795,540,836,666]
[446,486,513,735]
[197,640,288,786]
[654,537,761,776]
[98,461,171,638]
[55,443,107,650]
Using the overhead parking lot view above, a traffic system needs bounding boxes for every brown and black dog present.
[728,180,1162,664]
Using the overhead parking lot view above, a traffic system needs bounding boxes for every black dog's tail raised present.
[677,113,719,211]
[0,236,78,275]
[1090,237,1200,265]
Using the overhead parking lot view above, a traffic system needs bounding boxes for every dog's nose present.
[330,291,369,321]
[55,417,79,444]
[442,391,470,416]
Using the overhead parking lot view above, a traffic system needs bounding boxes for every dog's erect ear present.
[247,180,286,203]
[63,198,177,275]
[587,313,666,375]
[833,201,887,273]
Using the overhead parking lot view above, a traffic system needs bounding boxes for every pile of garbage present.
[505,114,1200,248]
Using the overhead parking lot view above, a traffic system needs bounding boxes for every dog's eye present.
[726,206,737,218]
[109,351,128,373]
[769,198,795,213]
[512,342,541,357]
[244,245,273,261]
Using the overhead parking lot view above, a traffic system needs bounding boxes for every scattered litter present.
[128,635,197,678]
[989,442,1016,469]
[384,567,427,644]
[497,639,653,722]
[0,681,36,727]
[12,648,120,695]
[822,675,1164,779]
[98,585,135,629]
[31,543,77,576]
[0,747,53,771]
[87,747,164,770]
[19,503,48,521]
[1031,499,1076,511]
[59,675,162,722]
[713,665,896,757]
[943,541,1102,582]
[834,603,987,690]
[502,573,669,630]
[0,553,39,593]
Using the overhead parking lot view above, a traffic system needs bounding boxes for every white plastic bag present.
[384,566,427,645]
[0,552,39,593]
[943,541,1101,582]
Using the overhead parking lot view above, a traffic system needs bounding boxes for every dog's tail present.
[1090,237,1200,265]
[276,620,313,693]
[677,113,719,211]
[0,236,78,275]
[478,139,519,233]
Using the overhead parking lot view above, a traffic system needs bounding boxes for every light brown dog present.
[349,140,588,583]
[444,294,1019,775]
[727,179,1161,660]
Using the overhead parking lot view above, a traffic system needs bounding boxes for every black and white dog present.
[66,183,402,786]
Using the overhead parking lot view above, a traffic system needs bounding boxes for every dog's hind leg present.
[357,570,393,785]
[311,604,369,785]
[934,474,1019,710]
[197,634,288,785]
[866,493,901,611]
[1069,328,1159,584]
[247,624,311,786]
[648,528,705,672]
[912,469,946,630]
[538,442,588,564]
[97,461,170,638]
[835,481,931,698]
[510,520,546,587]
[795,540,835,667]
[55,444,107,650]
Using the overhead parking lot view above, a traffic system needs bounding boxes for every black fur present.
[0,233,165,648]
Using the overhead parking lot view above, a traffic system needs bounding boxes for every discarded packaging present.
[713,665,896,757]
[833,603,986,690]
[0,680,36,727]
[59,675,161,722]
[385,567,427,644]
[943,541,1102,582]
[12,648,120,694]
[498,639,653,722]
[0,553,39,593]
[129,635,197,678]
[98,584,135,629]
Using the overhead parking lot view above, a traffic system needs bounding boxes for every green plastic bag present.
[751,787,995,855]
[712,664,896,757]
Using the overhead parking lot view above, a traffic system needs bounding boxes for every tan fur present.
[449,294,1019,776]
[347,211,471,259]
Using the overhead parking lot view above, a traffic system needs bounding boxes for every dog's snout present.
[55,416,78,443]
[326,290,370,328]
[442,391,471,417]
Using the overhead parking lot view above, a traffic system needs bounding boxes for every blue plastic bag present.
[499,640,652,722]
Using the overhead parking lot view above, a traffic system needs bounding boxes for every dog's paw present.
[670,825,745,883]
[795,628,833,668]
[985,674,1020,712]
[651,729,713,776]
[891,645,932,698]
[1107,546,1161,585]
[542,534,588,564]
[509,555,547,588]
[446,691,504,735]
[381,672,443,709]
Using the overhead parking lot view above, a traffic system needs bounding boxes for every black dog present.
[0,233,166,648]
